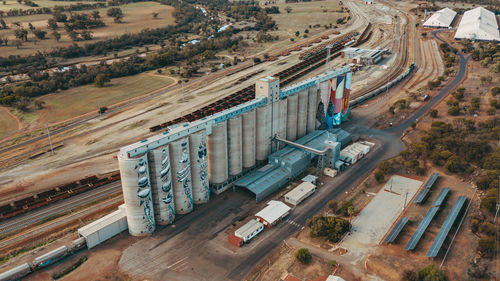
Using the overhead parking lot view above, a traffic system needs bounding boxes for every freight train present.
[0,237,86,281]
[349,62,415,107]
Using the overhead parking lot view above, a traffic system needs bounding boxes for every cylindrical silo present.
[118,154,156,236]
[189,130,210,204]
[169,137,193,214]
[148,146,175,225]
[307,86,318,133]
[207,120,228,184]
[256,104,271,161]
[297,89,309,139]
[228,116,243,176]
[286,94,298,141]
[276,99,287,150]
[242,110,256,169]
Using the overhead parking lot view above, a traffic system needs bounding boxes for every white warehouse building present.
[454,7,500,41]
[423,8,457,28]
[284,181,316,206]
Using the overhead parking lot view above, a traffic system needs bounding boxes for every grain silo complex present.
[118,66,353,236]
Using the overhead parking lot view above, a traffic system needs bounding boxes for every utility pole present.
[46,123,54,155]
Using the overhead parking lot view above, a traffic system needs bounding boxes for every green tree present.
[14,28,28,41]
[418,264,447,281]
[94,73,110,87]
[52,30,61,42]
[47,18,58,30]
[33,29,46,40]
[447,106,460,116]
[107,7,123,23]
[374,170,384,182]
[285,6,292,13]
[430,109,438,118]
[295,248,312,264]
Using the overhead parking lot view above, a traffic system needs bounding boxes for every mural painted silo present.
[118,154,155,236]
[148,146,175,225]
[169,137,193,214]
[189,130,210,204]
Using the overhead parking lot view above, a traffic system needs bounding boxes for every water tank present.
[169,137,193,214]
[256,103,271,161]
[297,89,309,138]
[118,154,156,236]
[286,93,298,141]
[148,146,175,225]
[307,86,318,133]
[228,116,243,176]
[189,130,210,204]
[207,120,228,185]
[242,110,256,169]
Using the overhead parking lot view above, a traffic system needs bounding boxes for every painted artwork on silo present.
[341,72,352,115]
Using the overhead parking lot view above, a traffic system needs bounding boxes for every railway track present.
[350,11,410,100]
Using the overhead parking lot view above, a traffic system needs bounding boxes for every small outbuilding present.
[234,219,264,243]
[255,200,291,228]
[78,208,128,249]
[284,181,316,206]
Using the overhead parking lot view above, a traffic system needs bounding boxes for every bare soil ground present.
[0,2,175,56]
[246,243,334,281]
[368,173,476,281]
[0,106,22,139]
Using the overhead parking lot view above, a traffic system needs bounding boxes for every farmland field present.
[0,2,175,56]
[0,0,99,11]
[38,72,175,124]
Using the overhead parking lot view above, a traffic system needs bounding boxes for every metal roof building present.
[235,130,344,201]
[284,181,316,206]
[454,7,500,41]
[78,208,128,249]
[423,8,457,28]
[255,200,291,228]
[234,219,264,242]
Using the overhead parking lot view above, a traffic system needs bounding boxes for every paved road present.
[0,182,121,236]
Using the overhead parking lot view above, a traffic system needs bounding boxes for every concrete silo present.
[297,89,309,138]
[228,116,243,176]
[307,86,318,133]
[241,110,256,169]
[275,99,287,150]
[118,154,155,236]
[189,130,210,204]
[148,146,175,225]
[169,137,193,214]
[286,93,298,141]
[255,103,271,162]
[207,120,228,189]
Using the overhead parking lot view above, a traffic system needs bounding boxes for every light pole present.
[46,123,54,155]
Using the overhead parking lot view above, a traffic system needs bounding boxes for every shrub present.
[447,106,460,116]
[295,248,311,264]
[374,170,384,182]
[477,236,495,258]
[418,264,447,281]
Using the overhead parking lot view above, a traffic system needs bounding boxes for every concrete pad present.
[341,175,422,258]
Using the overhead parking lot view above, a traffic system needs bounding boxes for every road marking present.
[166,257,188,269]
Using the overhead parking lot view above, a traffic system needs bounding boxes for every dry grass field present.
[0,107,20,139]
[37,72,174,124]
[238,0,346,56]
[0,2,175,56]
[0,0,98,11]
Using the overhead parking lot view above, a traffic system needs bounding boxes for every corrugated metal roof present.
[285,181,316,203]
[423,8,457,27]
[255,200,291,224]
[455,7,500,41]
[235,219,264,238]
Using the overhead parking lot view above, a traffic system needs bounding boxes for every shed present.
[423,8,457,28]
[454,7,500,41]
[234,219,264,242]
[255,200,291,228]
[301,174,318,185]
[284,181,316,206]
[78,209,128,249]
